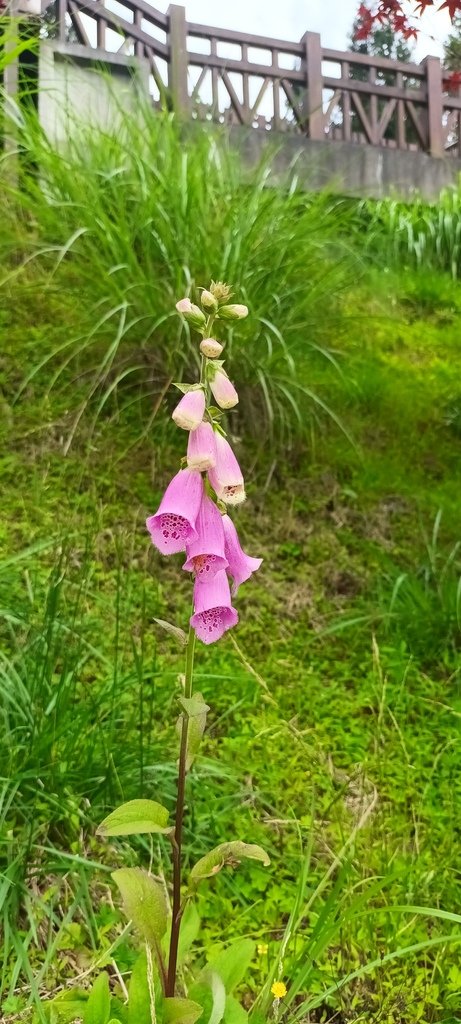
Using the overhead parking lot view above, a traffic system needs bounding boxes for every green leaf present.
[189,971,226,1024]
[112,868,168,949]
[153,618,188,646]
[223,997,248,1024]
[176,694,209,771]
[163,997,203,1024]
[109,998,129,1024]
[41,994,88,1024]
[128,952,152,1024]
[189,843,270,888]
[178,696,210,718]
[99,800,171,837]
[83,973,111,1024]
[208,940,255,994]
[203,972,226,1024]
[178,902,201,964]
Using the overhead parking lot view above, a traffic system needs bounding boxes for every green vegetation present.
[1,68,461,1024]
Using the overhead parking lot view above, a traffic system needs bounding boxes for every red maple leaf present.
[354,24,372,40]
[393,13,410,29]
[414,0,434,13]
[438,0,461,18]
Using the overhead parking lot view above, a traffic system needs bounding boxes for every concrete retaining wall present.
[232,128,461,201]
[32,42,461,200]
[37,42,150,147]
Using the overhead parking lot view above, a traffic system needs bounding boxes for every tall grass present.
[0,83,359,448]
[0,534,167,1002]
[383,510,461,663]
[355,187,461,278]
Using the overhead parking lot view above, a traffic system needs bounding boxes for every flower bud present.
[201,289,218,312]
[172,389,206,430]
[218,304,248,320]
[187,421,217,472]
[176,298,207,328]
[209,369,239,409]
[210,281,232,303]
[200,337,223,358]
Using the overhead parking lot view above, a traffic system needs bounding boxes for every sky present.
[154,0,452,61]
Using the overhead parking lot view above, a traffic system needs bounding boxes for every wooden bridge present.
[6,0,460,158]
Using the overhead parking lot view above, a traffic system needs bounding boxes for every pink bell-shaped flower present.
[208,431,245,506]
[146,469,203,555]
[210,370,239,410]
[222,514,262,596]
[190,570,238,644]
[172,389,206,431]
[183,495,228,581]
[187,421,217,472]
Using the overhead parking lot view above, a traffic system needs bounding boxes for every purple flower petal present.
[190,570,238,644]
[146,469,203,555]
[183,495,228,581]
[207,431,245,506]
[222,515,262,595]
[187,422,217,472]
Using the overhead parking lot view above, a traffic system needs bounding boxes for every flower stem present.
[166,622,196,997]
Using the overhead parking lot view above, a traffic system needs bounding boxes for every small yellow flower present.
[271,981,287,999]
[257,942,268,956]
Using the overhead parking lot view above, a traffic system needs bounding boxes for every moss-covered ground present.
[1,253,461,1023]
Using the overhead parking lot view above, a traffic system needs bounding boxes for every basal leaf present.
[189,969,227,1024]
[99,800,171,837]
[112,868,167,949]
[162,997,203,1024]
[178,902,201,964]
[83,972,111,1024]
[128,952,151,1024]
[208,939,255,994]
[189,843,270,888]
[222,996,248,1024]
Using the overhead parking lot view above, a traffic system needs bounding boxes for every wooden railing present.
[9,0,461,157]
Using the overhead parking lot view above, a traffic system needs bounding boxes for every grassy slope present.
[2,251,461,1024]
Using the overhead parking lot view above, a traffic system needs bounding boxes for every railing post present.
[300,31,324,139]
[424,55,444,158]
[167,4,189,115]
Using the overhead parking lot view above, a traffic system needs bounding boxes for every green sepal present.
[189,842,270,888]
[176,694,209,771]
[205,360,225,381]
[206,407,224,420]
[162,997,204,1024]
[98,799,171,837]
[112,868,168,949]
[172,383,204,394]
